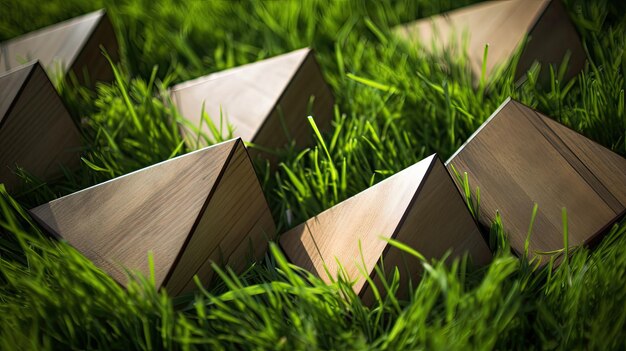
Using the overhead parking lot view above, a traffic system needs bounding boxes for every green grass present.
[2,0,626,349]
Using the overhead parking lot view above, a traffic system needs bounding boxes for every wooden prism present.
[30,139,276,296]
[446,98,626,262]
[280,155,491,302]
[170,48,334,155]
[0,10,119,85]
[394,0,585,82]
[0,61,81,190]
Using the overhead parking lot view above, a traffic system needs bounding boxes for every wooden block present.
[446,98,626,263]
[0,10,119,85]
[0,61,82,190]
[280,155,491,302]
[30,139,277,295]
[394,0,585,82]
[170,48,335,155]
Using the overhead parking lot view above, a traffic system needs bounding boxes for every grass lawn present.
[1,0,626,349]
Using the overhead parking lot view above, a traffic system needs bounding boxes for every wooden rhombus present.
[446,98,626,264]
[394,0,585,82]
[30,139,277,296]
[280,155,491,303]
[170,48,335,156]
[0,61,82,191]
[0,10,119,85]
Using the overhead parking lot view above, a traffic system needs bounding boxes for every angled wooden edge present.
[394,0,585,82]
[251,48,336,162]
[168,49,311,146]
[445,97,513,166]
[0,61,38,126]
[248,48,335,165]
[67,9,119,85]
[359,157,491,303]
[169,48,335,160]
[0,10,106,47]
[0,61,82,190]
[169,48,311,137]
[29,138,239,288]
[160,138,241,291]
[249,48,332,141]
[0,10,118,85]
[518,0,586,83]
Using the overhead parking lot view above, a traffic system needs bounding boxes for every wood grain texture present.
[394,0,585,82]
[0,10,119,85]
[446,98,626,263]
[361,160,492,303]
[164,140,277,295]
[0,61,82,190]
[30,139,276,294]
[170,48,334,158]
[280,155,491,300]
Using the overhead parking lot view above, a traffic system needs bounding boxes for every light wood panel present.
[446,98,626,263]
[170,48,334,158]
[0,61,82,190]
[0,10,119,85]
[280,155,491,300]
[394,0,585,82]
[30,139,276,294]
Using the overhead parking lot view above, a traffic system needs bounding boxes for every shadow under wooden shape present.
[170,48,334,161]
[0,10,119,86]
[446,98,626,264]
[394,0,585,83]
[0,61,82,191]
[280,155,491,304]
[30,139,277,296]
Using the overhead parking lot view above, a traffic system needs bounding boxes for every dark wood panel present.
[252,49,335,154]
[170,48,334,161]
[0,62,82,190]
[394,0,585,82]
[0,10,119,85]
[280,155,490,300]
[446,98,626,263]
[30,139,276,295]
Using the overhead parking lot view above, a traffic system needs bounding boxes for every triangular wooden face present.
[0,62,81,190]
[516,0,585,83]
[394,0,550,79]
[164,140,276,295]
[0,10,107,80]
[446,99,626,262]
[30,139,237,289]
[280,155,436,294]
[67,10,118,84]
[170,48,311,144]
[361,158,491,303]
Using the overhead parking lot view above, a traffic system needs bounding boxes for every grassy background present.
[1,0,626,349]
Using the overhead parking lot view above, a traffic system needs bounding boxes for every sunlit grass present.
[1,0,626,349]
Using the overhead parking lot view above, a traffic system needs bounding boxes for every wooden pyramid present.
[446,98,626,263]
[394,0,585,82]
[0,10,119,85]
[170,48,334,155]
[0,61,81,190]
[280,155,491,302]
[30,138,276,296]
